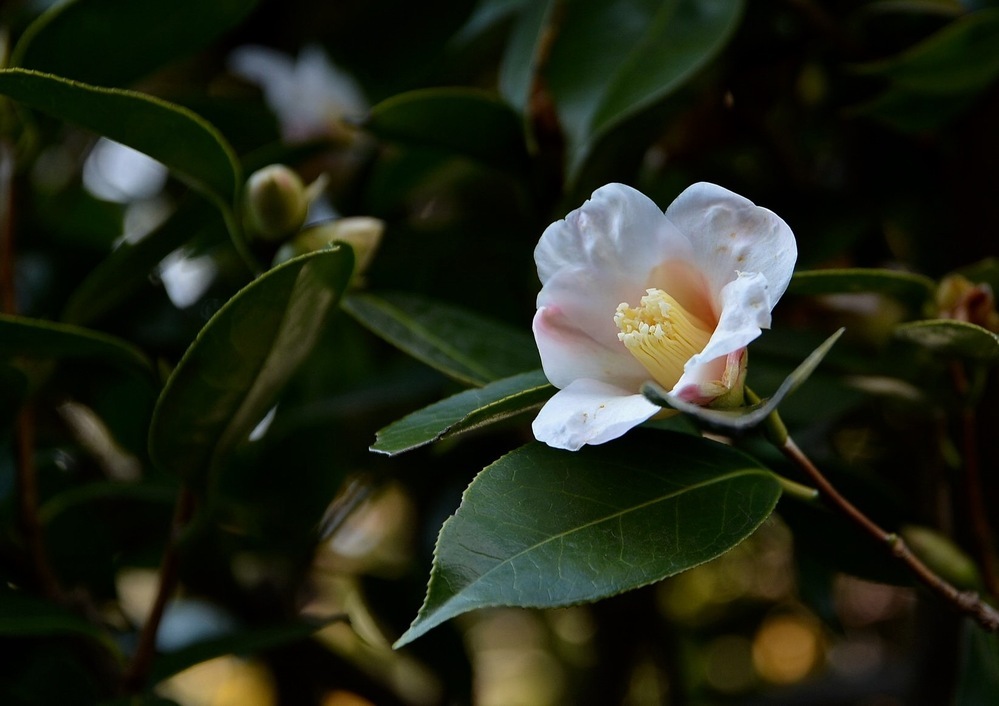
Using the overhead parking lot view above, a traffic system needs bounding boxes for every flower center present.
[614,288,713,389]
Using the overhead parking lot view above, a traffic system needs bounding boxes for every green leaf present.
[366,88,530,172]
[395,431,780,647]
[894,319,999,361]
[0,69,240,206]
[0,364,28,433]
[789,268,936,311]
[544,0,743,175]
[499,0,557,115]
[148,247,354,486]
[0,313,153,376]
[955,621,999,706]
[642,328,845,432]
[372,369,553,455]
[39,480,178,525]
[342,292,540,386]
[854,9,999,94]
[61,198,223,326]
[12,0,259,88]
[0,590,120,657]
[149,617,344,684]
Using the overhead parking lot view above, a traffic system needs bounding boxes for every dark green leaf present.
[342,292,539,386]
[854,9,999,94]
[372,369,552,455]
[498,0,557,114]
[148,247,354,485]
[149,616,345,684]
[0,313,153,376]
[544,0,743,175]
[395,432,780,646]
[789,268,936,311]
[0,590,121,657]
[0,69,240,205]
[894,319,999,361]
[12,0,259,88]
[366,88,529,171]
[642,328,845,432]
[0,364,27,433]
[955,620,999,706]
[39,481,178,525]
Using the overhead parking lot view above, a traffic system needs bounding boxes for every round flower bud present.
[243,164,308,241]
[273,216,384,279]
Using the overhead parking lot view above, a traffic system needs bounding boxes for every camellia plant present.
[1,1,999,705]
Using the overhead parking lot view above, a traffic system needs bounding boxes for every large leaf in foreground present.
[395,432,780,646]
[0,69,239,205]
[343,291,539,386]
[149,247,354,485]
[372,369,552,455]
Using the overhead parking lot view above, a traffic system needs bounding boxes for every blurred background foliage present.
[0,0,998,704]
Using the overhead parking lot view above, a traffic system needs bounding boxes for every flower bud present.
[273,216,384,278]
[243,164,308,241]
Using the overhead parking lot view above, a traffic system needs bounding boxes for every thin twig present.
[122,485,196,693]
[781,437,999,632]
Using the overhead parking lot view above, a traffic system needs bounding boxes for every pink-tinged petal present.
[535,183,692,286]
[681,271,771,373]
[533,306,647,391]
[665,182,796,303]
[532,379,661,451]
[672,348,747,406]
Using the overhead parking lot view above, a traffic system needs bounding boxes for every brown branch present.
[781,437,999,632]
[122,485,196,693]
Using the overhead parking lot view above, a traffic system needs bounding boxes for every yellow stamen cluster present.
[614,288,713,389]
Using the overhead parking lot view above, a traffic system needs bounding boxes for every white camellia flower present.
[532,182,796,451]
[229,44,367,142]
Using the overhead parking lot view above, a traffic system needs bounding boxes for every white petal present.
[679,271,771,376]
[533,306,647,391]
[535,183,692,286]
[532,379,660,450]
[665,182,796,304]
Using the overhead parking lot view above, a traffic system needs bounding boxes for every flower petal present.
[679,271,771,377]
[533,305,647,391]
[532,379,660,450]
[535,183,692,286]
[665,182,796,305]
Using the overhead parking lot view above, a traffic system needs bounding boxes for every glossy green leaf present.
[955,621,999,706]
[366,88,529,171]
[854,9,999,94]
[0,591,120,656]
[642,328,845,432]
[149,247,354,485]
[149,616,344,684]
[498,0,557,115]
[12,0,259,87]
[789,268,936,311]
[395,432,780,646]
[372,369,552,455]
[342,292,540,386]
[544,0,743,175]
[61,199,223,326]
[894,319,999,361]
[39,481,178,525]
[0,313,153,376]
[0,69,240,205]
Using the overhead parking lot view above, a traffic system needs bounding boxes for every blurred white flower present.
[532,183,796,450]
[82,138,168,203]
[229,43,367,142]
